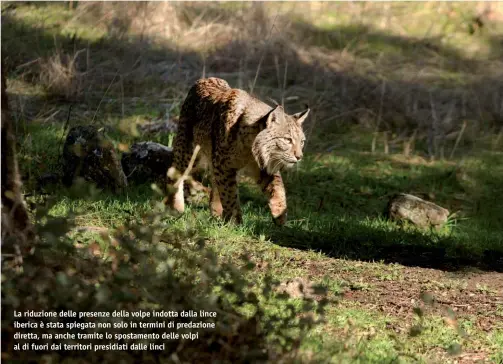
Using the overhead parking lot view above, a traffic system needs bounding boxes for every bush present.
[1,182,327,364]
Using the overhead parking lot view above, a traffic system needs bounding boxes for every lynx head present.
[252,105,310,174]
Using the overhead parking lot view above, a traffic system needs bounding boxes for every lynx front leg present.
[259,172,287,226]
[213,166,242,224]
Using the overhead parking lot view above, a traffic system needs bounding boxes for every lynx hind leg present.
[209,168,223,218]
[186,157,209,195]
[183,160,211,204]
[213,167,242,224]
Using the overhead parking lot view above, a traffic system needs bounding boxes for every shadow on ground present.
[256,224,503,273]
[241,152,503,273]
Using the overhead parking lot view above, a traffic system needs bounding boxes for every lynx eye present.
[284,137,293,144]
[301,139,305,146]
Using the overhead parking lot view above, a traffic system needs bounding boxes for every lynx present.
[167,77,310,225]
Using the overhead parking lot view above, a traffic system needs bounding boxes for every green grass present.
[16,116,503,361]
[28,142,503,262]
[4,2,503,362]
[18,123,503,361]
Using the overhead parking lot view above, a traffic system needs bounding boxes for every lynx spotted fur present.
[167,77,310,225]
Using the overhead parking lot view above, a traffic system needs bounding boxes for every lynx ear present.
[292,108,310,125]
[264,105,282,129]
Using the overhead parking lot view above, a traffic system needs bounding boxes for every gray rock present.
[62,125,127,193]
[121,142,174,186]
[386,193,450,229]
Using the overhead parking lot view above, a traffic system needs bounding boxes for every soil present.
[278,252,503,362]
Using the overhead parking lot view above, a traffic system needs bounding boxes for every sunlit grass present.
[5,1,503,361]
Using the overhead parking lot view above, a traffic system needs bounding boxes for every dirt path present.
[295,256,503,362]
[297,256,503,331]
[343,267,503,331]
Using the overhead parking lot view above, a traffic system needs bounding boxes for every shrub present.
[1,182,327,364]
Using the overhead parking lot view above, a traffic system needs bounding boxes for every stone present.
[121,141,174,186]
[62,125,127,193]
[386,193,450,229]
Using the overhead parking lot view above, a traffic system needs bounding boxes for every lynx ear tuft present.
[292,108,310,125]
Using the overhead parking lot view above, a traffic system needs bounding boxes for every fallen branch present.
[164,144,202,207]
[449,120,467,159]
[173,144,201,189]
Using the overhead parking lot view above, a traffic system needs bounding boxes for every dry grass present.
[38,48,89,100]
[3,1,503,158]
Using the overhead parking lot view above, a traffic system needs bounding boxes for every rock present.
[62,125,127,193]
[121,142,174,186]
[386,193,450,229]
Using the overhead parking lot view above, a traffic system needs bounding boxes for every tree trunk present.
[1,59,34,251]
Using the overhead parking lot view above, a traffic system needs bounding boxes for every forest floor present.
[3,2,503,362]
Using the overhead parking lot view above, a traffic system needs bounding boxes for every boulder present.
[62,125,127,193]
[386,193,450,229]
[121,141,174,186]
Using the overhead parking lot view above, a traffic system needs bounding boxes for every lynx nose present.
[294,151,303,161]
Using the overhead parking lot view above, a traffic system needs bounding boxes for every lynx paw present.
[273,211,287,226]
[222,210,243,225]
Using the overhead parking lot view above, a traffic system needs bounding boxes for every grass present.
[19,122,503,361]
[4,1,503,362]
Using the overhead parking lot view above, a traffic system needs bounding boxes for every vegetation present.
[2,2,503,363]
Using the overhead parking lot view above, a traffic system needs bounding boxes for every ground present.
[2,2,503,363]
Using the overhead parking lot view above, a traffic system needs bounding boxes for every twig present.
[201,58,206,80]
[173,144,201,189]
[440,101,455,160]
[371,80,386,153]
[274,55,281,91]
[15,58,41,70]
[58,104,73,159]
[403,128,418,157]
[250,10,280,94]
[428,92,438,160]
[281,59,288,109]
[42,109,61,123]
[383,131,389,154]
[91,70,119,125]
[120,75,124,119]
[449,120,467,159]
[492,126,503,151]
